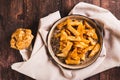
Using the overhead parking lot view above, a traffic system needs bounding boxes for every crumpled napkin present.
[11,2,120,80]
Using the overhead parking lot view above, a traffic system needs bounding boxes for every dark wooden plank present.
[115,0,120,19]
[60,0,79,17]
[86,75,100,80]
[22,0,60,39]
[100,0,110,9]
[60,0,93,17]
[0,0,120,80]
[0,0,34,80]
[0,0,24,80]
[92,0,100,6]
[101,0,117,18]
[39,0,59,17]
[100,67,120,80]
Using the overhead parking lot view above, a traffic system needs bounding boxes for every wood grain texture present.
[0,0,120,80]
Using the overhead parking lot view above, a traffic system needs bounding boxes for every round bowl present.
[47,15,103,69]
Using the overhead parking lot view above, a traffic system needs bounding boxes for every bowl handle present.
[91,19,105,37]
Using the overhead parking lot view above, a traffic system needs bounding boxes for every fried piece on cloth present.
[10,28,34,50]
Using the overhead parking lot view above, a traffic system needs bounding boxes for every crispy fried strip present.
[65,29,71,36]
[77,21,85,32]
[65,48,80,64]
[68,48,79,60]
[67,36,81,41]
[65,58,80,65]
[81,38,90,44]
[74,42,88,49]
[59,41,67,50]
[88,37,97,45]
[89,43,100,57]
[70,20,83,26]
[67,24,80,36]
[86,29,98,39]
[57,41,73,57]
[60,30,68,41]
[84,21,92,29]
[79,53,85,61]
[57,21,67,30]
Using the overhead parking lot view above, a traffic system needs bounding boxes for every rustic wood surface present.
[0,0,120,80]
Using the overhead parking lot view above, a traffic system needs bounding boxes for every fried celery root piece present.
[67,36,81,41]
[59,41,67,50]
[88,37,97,45]
[79,53,86,61]
[56,41,73,57]
[84,21,93,29]
[10,28,34,50]
[67,24,80,36]
[74,42,88,49]
[70,19,83,26]
[65,58,80,65]
[65,48,80,65]
[77,21,85,34]
[86,29,98,40]
[65,29,71,36]
[77,45,95,61]
[57,21,67,30]
[60,30,68,41]
[89,43,100,57]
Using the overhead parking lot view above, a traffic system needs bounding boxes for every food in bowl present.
[51,18,100,65]
[48,15,103,69]
[10,28,34,50]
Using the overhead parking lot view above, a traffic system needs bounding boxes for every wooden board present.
[0,0,120,80]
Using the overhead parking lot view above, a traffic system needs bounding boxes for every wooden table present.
[0,0,120,80]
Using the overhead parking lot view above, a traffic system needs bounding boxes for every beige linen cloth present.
[11,2,120,80]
